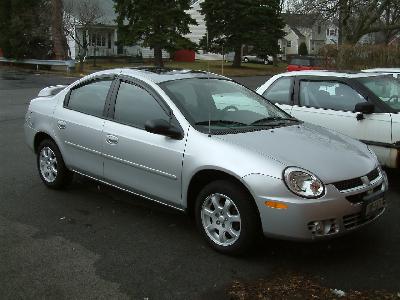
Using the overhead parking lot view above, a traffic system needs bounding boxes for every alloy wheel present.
[201,193,241,246]
[39,147,58,183]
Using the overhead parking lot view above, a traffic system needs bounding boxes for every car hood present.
[215,123,376,183]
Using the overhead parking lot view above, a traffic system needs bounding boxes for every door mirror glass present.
[145,119,183,139]
[354,102,375,114]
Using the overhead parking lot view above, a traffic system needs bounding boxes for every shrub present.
[298,42,308,56]
[319,44,400,70]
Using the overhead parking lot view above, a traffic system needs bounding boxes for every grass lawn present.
[73,59,287,77]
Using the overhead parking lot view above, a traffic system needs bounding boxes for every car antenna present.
[207,71,212,138]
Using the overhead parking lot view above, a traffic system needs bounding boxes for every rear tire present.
[243,57,249,63]
[37,139,72,189]
[195,180,261,255]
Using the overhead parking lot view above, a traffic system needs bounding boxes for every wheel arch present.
[185,169,260,219]
[33,131,57,154]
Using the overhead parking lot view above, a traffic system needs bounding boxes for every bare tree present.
[382,0,400,44]
[63,0,103,72]
[287,0,400,44]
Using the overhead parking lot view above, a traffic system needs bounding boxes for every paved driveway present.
[0,68,399,299]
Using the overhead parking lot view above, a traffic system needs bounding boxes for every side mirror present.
[145,119,183,140]
[355,102,375,114]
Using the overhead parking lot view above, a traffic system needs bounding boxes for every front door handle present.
[57,120,67,130]
[106,134,119,145]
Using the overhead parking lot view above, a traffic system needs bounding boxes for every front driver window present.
[114,82,169,128]
[263,78,293,105]
[299,81,366,111]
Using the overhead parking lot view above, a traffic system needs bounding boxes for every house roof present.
[283,13,320,29]
[290,26,305,38]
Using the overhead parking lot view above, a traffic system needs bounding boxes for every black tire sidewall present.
[195,180,261,255]
[37,139,71,189]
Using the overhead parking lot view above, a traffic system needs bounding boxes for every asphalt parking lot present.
[0,68,399,299]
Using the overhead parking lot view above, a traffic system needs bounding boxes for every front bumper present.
[243,169,388,240]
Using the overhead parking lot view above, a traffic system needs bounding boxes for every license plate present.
[365,197,385,218]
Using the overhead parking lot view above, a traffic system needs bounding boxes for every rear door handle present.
[106,134,119,145]
[57,120,67,130]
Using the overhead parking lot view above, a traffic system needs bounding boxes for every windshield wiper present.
[250,117,299,126]
[195,120,247,126]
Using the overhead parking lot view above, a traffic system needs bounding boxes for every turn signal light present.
[265,201,288,209]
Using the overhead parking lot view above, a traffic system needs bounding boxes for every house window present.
[89,32,106,47]
[108,33,112,49]
[318,25,321,34]
[329,29,336,36]
[287,41,292,47]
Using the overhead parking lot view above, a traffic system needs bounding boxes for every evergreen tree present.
[298,42,308,55]
[0,0,52,59]
[200,0,284,67]
[114,0,197,67]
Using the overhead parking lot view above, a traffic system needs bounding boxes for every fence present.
[0,57,75,71]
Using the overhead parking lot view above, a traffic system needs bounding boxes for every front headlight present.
[283,167,325,199]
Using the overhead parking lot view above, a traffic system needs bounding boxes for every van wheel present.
[195,180,260,255]
[37,139,72,189]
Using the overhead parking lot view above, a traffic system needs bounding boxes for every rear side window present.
[263,78,293,105]
[114,82,169,128]
[299,81,366,111]
[290,58,311,66]
[67,80,112,117]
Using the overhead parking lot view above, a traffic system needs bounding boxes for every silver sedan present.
[24,68,388,254]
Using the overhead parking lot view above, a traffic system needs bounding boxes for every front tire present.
[37,139,72,189]
[195,180,260,255]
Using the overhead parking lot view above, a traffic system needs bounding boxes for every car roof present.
[362,68,400,73]
[275,70,387,79]
[91,67,229,84]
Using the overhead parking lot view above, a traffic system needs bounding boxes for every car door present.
[102,77,186,207]
[260,77,294,115]
[53,75,115,178]
[290,78,392,157]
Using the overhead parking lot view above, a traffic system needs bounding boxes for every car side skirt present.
[72,169,186,212]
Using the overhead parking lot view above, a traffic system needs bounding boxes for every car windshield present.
[160,78,296,133]
[357,76,400,111]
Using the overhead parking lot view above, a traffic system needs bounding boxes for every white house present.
[279,14,336,57]
[186,0,206,45]
[63,0,169,60]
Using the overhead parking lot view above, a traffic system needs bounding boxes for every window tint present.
[114,82,168,128]
[290,58,311,66]
[161,78,288,128]
[263,78,292,105]
[67,80,112,117]
[299,81,366,111]
[357,76,400,111]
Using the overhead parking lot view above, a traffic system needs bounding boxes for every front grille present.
[367,168,379,181]
[346,184,383,204]
[343,207,385,229]
[333,168,380,192]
